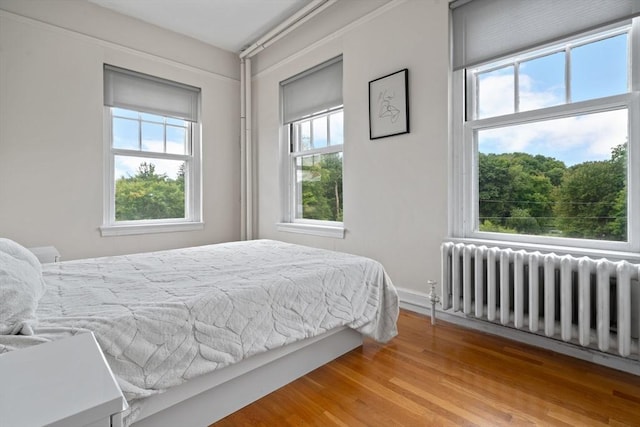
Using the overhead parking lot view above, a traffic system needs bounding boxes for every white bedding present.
[0,239,398,424]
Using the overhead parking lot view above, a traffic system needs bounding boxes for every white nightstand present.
[0,332,127,427]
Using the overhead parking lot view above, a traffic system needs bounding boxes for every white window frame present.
[100,107,202,237]
[277,108,344,239]
[451,20,640,255]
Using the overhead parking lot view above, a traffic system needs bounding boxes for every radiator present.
[440,242,640,359]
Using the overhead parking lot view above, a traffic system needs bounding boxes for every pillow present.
[0,238,46,335]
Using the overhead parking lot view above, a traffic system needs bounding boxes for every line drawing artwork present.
[377,89,401,123]
[368,68,409,139]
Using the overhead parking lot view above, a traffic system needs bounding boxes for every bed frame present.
[129,326,363,427]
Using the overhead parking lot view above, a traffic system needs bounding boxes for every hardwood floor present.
[213,310,640,426]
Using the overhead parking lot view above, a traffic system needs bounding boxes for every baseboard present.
[395,286,640,376]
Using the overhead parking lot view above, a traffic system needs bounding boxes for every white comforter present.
[0,240,398,423]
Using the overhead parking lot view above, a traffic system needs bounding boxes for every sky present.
[477,33,628,166]
[298,111,343,150]
[113,109,187,180]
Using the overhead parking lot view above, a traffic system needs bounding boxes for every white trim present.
[468,93,633,129]
[102,106,203,235]
[276,222,344,238]
[103,108,115,227]
[291,144,343,158]
[100,221,204,237]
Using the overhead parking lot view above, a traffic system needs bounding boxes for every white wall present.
[252,0,449,297]
[0,1,240,260]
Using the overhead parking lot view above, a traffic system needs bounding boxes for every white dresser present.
[0,332,127,427]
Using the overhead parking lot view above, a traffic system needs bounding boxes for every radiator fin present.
[441,242,640,360]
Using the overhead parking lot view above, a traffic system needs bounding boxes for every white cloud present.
[479,109,627,165]
[477,74,627,166]
[519,74,564,112]
[478,74,514,118]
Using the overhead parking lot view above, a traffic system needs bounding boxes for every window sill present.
[276,222,345,239]
[100,221,204,237]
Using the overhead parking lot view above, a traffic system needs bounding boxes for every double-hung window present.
[450,0,640,253]
[278,57,344,238]
[101,65,202,236]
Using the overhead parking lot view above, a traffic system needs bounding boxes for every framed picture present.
[369,68,409,139]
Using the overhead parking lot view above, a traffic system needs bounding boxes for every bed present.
[0,238,399,426]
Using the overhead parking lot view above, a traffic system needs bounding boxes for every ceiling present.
[87,0,314,53]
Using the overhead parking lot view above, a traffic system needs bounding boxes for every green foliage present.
[479,220,518,234]
[505,207,541,234]
[115,162,185,221]
[479,143,627,241]
[300,154,343,222]
[553,143,626,240]
[479,152,560,234]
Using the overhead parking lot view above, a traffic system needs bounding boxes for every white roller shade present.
[104,64,200,121]
[451,0,640,70]
[282,57,342,124]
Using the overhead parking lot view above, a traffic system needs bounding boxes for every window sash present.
[104,108,200,227]
[287,110,343,224]
[467,26,631,121]
[112,111,192,156]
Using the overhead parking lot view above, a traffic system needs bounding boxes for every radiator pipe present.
[427,280,440,325]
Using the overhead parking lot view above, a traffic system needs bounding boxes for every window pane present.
[329,111,344,146]
[477,65,514,119]
[300,121,311,151]
[141,122,164,153]
[113,117,139,150]
[519,52,565,112]
[114,156,185,221]
[571,34,628,102]
[477,109,627,241]
[295,152,343,221]
[166,125,186,155]
[312,115,328,149]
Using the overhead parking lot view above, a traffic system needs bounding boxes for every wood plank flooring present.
[213,310,640,426]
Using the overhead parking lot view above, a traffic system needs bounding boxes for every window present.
[101,65,202,236]
[278,57,344,238]
[290,110,343,222]
[451,1,640,252]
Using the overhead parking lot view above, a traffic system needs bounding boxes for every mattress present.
[0,239,398,424]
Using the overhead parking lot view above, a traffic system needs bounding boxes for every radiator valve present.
[427,280,440,325]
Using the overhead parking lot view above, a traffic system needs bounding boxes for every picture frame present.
[368,68,409,139]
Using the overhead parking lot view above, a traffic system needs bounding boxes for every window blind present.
[281,56,343,124]
[103,64,200,121]
[451,0,640,70]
